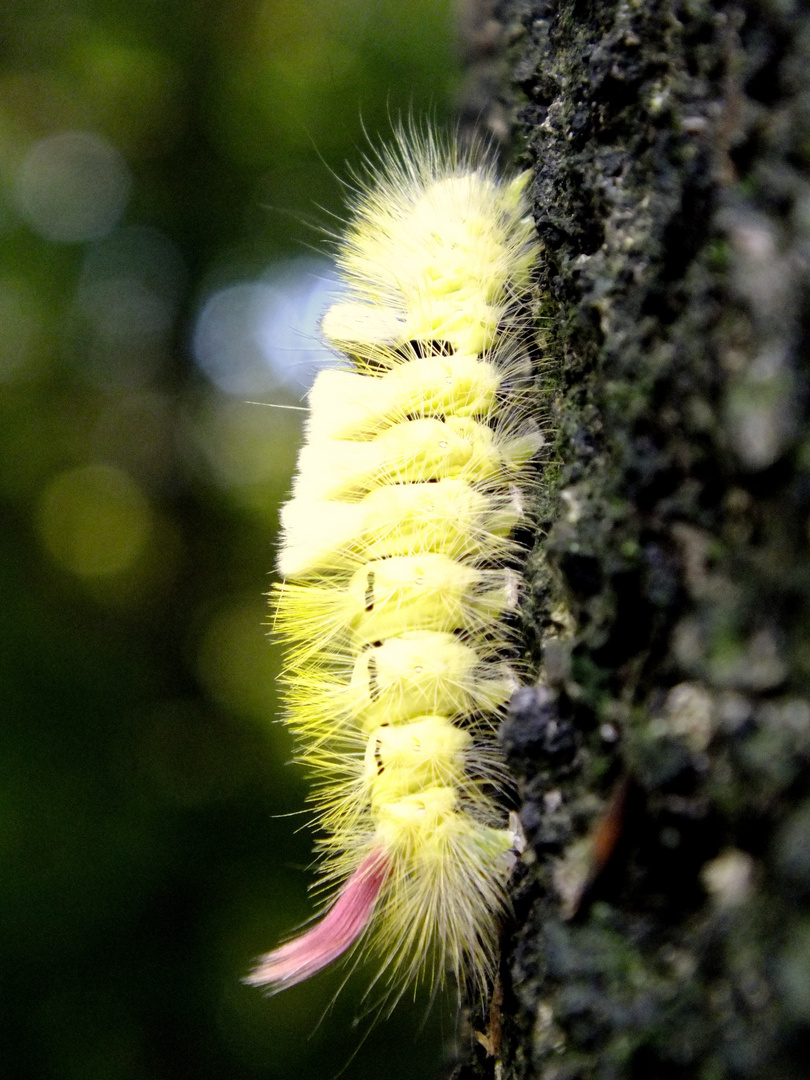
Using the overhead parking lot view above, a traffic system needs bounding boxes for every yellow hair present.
[249,127,540,1004]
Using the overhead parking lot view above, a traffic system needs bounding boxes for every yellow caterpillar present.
[247,128,540,1002]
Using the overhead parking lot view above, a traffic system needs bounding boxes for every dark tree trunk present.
[461,2,810,1077]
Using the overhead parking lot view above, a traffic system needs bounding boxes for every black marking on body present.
[368,654,380,702]
[404,338,455,357]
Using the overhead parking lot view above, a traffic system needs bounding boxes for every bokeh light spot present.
[37,463,151,578]
[192,258,338,397]
[15,130,131,243]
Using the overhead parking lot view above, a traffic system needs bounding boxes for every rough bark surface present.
[458,2,810,1078]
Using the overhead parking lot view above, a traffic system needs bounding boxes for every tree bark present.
[461,2,810,1077]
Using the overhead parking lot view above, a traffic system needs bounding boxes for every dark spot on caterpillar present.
[365,570,376,611]
[368,654,380,702]
[401,338,455,358]
[374,739,384,775]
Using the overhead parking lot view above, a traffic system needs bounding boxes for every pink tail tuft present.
[245,850,391,990]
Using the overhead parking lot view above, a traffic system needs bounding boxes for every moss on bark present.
[459,2,810,1077]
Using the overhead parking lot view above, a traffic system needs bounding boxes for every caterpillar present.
[247,128,541,1004]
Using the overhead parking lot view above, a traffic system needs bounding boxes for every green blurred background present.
[0,2,463,1077]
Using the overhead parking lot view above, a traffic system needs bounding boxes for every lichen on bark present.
[458,2,810,1078]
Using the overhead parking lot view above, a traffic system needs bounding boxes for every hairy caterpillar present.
[247,129,540,1003]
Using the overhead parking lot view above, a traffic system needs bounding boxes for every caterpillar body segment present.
[249,130,539,1001]
[294,415,508,501]
[293,402,541,503]
[305,349,502,438]
[310,713,510,859]
[277,478,525,580]
[282,628,518,742]
[273,555,520,661]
